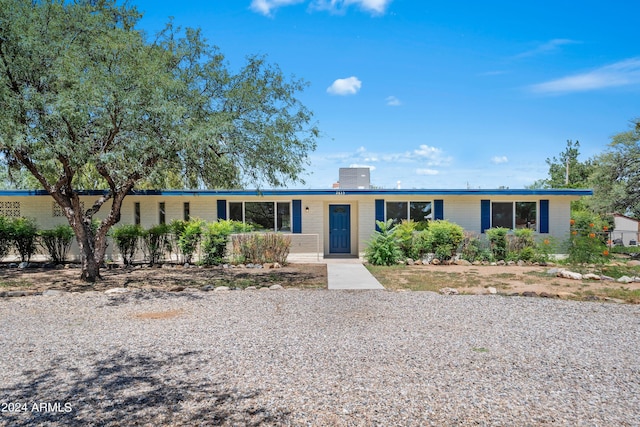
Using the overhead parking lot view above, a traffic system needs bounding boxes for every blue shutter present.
[539,199,549,234]
[375,199,385,231]
[481,199,490,233]
[292,200,302,233]
[217,200,227,220]
[434,199,444,220]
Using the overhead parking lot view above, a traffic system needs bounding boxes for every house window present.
[159,202,166,225]
[183,202,190,221]
[228,201,292,231]
[386,201,432,225]
[134,202,141,225]
[491,202,537,230]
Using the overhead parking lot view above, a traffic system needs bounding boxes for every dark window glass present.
[277,202,290,231]
[229,202,243,222]
[134,202,140,225]
[516,202,536,230]
[492,202,512,229]
[159,202,166,225]
[386,202,408,224]
[183,202,190,221]
[245,202,274,230]
[410,202,432,222]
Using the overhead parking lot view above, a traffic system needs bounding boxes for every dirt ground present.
[0,263,327,293]
[1,261,639,302]
[369,263,640,302]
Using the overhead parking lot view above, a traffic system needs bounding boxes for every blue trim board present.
[216,200,227,220]
[292,200,302,233]
[0,188,593,197]
[374,199,385,231]
[480,200,491,233]
[539,200,549,233]
[434,199,444,220]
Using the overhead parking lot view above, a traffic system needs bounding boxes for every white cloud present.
[312,0,392,15]
[416,168,439,176]
[530,57,640,94]
[515,39,579,59]
[250,0,392,16]
[385,95,401,106]
[327,76,362,95]
[250,0,304,16]
[491,156,508,164]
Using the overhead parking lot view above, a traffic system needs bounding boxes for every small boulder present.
[406,258,415,266]
[169,286,185,292]
[522,291,538,297]
[454,259,472,266]
[214,286,230,291]
[263,263,273,269]
[486,287,497,295]
[431,258,441,265]
[269,284,284,290]
[272,262,282,269]
[626,260,640,267]
[583,273,601,280]
[439,287,459,295]
[105,288,129,294]
[617,275,634,284]
[558,270,583,280]
[42,289,66,296]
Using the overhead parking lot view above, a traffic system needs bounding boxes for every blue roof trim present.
[0,188,593,197]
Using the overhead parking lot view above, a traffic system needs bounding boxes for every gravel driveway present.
[1,289,639,426]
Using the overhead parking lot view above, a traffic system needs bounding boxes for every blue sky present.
[133,0,640,189]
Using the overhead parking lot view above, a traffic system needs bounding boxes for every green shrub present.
[486,227,508,261]
[364,220,403,266]
[167,219,188,261]
[200,220,250,266]
[508,228,536,261]
[142,224,170,265]
[459,232,493,262]
[10,217,39,263]
[0,217,13,260]
[111,224,143,266]
[394,220,417,258]
[178,219,204,264]
[40,224,74,264]
[568,210,608,264]
[411,229,431,260]
[230,232,291,264]
[424,220,464,261]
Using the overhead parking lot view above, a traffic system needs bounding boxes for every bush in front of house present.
[394,220,418,259]
[230,232,291,265]
[142,223,171,265]
[201,220,253,266]
[0,216,13,260]
[178,219,204,264]
[111,224,143,266]
[10,217,39,263]
[364,220,404,266]
[40,224,74,264]
[567,210,609,264]
[459,231,493,263]
[423,220,464,261]
[486,227,508,261]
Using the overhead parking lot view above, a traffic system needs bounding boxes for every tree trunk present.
[74,220,102,282]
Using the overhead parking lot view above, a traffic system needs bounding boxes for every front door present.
[329,204,351,254]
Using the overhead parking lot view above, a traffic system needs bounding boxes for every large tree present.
[588,120,640,217]
[529,140,594,189]
[0,0,318,281]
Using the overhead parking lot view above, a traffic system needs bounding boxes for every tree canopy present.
[588,120,640,217]
[529,140,593,189]
[0,0,318,280]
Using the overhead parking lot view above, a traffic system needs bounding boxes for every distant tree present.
[0,0,318,281]
[530,140,594,189]
[588,120,640,217]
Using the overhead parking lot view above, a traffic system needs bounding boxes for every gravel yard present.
[1,289,639,426]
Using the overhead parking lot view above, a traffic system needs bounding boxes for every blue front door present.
[329,204,351,254]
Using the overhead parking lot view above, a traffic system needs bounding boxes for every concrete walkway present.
[325,258,384,290]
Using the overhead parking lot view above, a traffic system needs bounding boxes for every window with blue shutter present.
[292,200,302,233]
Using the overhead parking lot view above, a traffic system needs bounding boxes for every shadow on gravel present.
[1,350,288,426]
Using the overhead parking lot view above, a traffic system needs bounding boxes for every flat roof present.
[0,188,594,197]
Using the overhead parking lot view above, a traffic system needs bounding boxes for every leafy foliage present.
[486,227,508,261]
[40,225,74,264]
[178,219,204,264]
[459,232,493,262]
[567,210,609,264]
[0,0,318,281]
[230,233,291,265]
[394,220,418,258]
[201,220,252,266]
[111,224,143,266]
[141,224,171,266]
[423,220,464,261]
[0,217,12,260]
[364,220,403,266]
[530,140,594,189]
[9,217,39,263]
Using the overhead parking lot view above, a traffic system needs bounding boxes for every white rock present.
[558,270,583,280]
[617,276,634,284]
[105,288,129,294]
[214,286,230,291]
[439,287,459,295]
[487,287,497,294]
[269,284,284,290]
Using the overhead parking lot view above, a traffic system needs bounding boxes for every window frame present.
[385,200,433,224]
[227,201,292,232]
[490,201,538,231]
